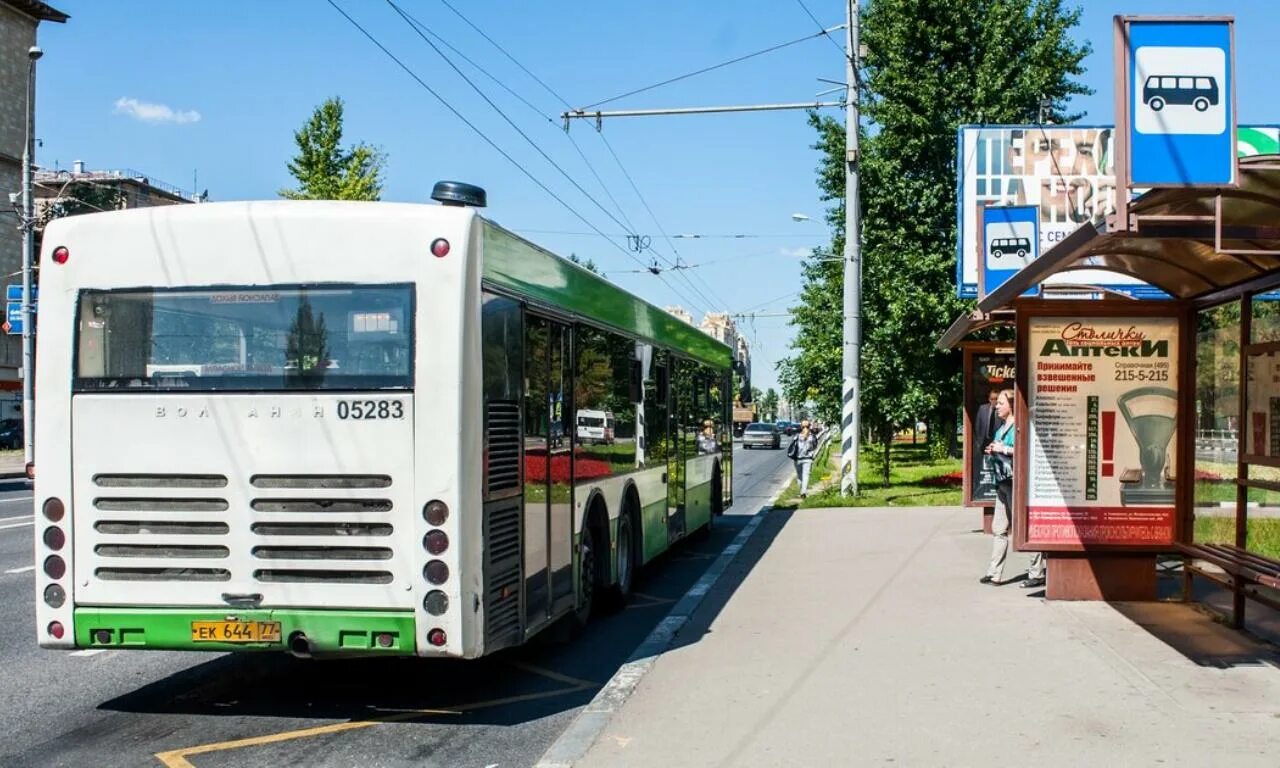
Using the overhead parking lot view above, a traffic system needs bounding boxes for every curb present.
[534,473,791,768]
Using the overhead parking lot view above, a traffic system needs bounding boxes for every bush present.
[928,437,949,462]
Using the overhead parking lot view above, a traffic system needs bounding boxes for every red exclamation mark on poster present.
[1101,410,1116,477]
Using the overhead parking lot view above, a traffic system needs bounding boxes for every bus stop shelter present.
[939,155,1280,624]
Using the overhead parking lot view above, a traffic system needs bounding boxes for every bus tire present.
[603,503,638,611]
[573,519,601,628]
[1194,97,1209,112]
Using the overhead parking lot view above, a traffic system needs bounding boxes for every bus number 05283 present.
[337,400,405,420]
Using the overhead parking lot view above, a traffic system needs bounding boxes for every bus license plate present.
[191,620,282,643]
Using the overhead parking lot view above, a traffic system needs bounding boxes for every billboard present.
[955,124,1280,299]
[963,345,1014,507]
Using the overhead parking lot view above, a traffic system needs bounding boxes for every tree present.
[780,0,1091,485]
[36,182,124,229]
[568,252,599,274]
[761,388,779,421]
[280,97,385,201]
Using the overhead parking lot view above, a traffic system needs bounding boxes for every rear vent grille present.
[94,498,229,513]
[250,474,392,489]
[95,544,229,559]
[96,567,231,582]
[252,546,392,561]
[483,498,522,650]
[254,569,393,584]
[250,522,393,537]
[486,400,520,496]
[95,521,229,535]
[250,499,392,513]
[94,474,228,488]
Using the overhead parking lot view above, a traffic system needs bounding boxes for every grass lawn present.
[774,441,963,509]
[1194,515,1280,560]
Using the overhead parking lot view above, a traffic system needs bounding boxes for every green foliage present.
[780,0,1091,483]
[568,252,600,274]
[928,436,950,462]
[280,97,385,201]
[760,388,779,421]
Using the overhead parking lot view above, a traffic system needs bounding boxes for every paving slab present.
[578,506,1280,767]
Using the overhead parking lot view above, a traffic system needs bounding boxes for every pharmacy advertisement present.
[1024,316,1179,548]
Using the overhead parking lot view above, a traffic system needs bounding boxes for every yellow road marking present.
[154,683,594,767]
[506,660,599,689]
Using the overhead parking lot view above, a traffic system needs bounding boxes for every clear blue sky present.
[30,1,1279,393]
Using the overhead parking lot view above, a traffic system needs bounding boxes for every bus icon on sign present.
[989,237,1031,260]
[1143,75,1218,113]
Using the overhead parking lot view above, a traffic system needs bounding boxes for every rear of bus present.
[33,200,486,658]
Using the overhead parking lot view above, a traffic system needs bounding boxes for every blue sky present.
[30,1,1278,393]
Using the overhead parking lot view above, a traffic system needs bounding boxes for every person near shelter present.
[787,419,818,498]
[980,389,1047,587]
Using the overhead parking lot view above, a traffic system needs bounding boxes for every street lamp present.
[21,45,42,468]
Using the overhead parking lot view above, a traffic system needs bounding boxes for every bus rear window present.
[75,285,413,392]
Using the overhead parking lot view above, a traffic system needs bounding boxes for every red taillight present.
[47,621,64,640]
[43,497,64,522]
[52,246,69,264]
[430,238,450,258]
[423,500,448,526]
[424,530,448,555]
[427,628,447,647]
[42,526,65,551]
[43,555,65,579]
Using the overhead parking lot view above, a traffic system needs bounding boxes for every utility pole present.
[840,0,861,496]
[21,46,42,469]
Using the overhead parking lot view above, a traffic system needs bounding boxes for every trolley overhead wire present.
[326,0,687,301]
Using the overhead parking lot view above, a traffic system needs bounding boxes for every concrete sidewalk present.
[576,507,1280,766]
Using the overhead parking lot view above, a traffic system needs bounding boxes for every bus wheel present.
[573,523,599,627]
[1194,97,1209,112]
[1148,96,1164,111]
[603,510,636,611]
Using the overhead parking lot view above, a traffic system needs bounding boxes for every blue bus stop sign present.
[1127,19,1234,186]
[979,205,1040,299]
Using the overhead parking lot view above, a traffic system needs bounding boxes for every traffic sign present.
[979,205,1040,300]
[6,285,36,302]
[5,302,23,335]
[1124,18,1235,186]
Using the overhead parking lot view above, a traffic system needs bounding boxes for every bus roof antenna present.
[432,181,487,208]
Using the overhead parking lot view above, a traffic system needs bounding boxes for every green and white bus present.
[33,182,734,658]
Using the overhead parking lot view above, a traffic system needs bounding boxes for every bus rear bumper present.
[67,607,419,655]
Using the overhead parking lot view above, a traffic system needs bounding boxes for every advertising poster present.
[1244,350,1280,460]
[965,347,1015,506]
[1025,316,1179,547]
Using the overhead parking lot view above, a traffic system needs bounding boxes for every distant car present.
[780,421,799,436]
[742,422,781,450]
[0,419,21,450]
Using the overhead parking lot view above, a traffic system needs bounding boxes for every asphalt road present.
[0,445,793,768]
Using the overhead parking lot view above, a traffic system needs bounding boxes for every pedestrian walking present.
[787,419,818,498]
[697,419,719,455]
[979,389,1046,586]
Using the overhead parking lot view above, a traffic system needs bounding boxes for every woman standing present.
[787,419,819,498]
[981,390,1017,585]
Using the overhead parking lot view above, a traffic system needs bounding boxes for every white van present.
[576,409,615,444]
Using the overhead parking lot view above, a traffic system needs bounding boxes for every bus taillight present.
[424,530,448,555]
[424,590,448,616]
[43,555,66,580]
[47,621,64,640]
[43,498,64,522]
[52,245,69,264]
[427,628,447,647]
[423,500,449,526]
[430,238,450,258]
[42,526,65,551]
[424,560,448,585]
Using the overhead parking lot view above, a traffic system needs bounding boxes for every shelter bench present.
[1177,542,1280,626]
